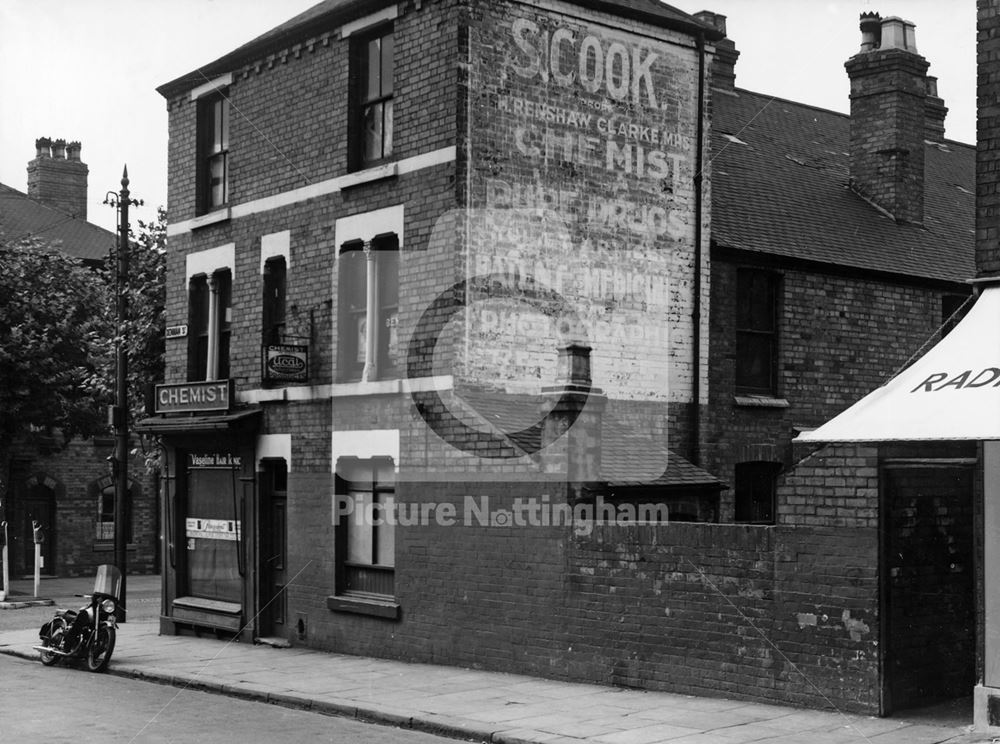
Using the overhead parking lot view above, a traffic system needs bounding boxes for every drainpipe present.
[691,30,707,466]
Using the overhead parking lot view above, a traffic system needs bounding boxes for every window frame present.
[262,256,287,347]
[735,268,780,396]
[334,457,395,599]
[350,26,394,170]
[97,483,133,544]
[337,235,399,383]
[187,269,232,381]
[197,93,230,214]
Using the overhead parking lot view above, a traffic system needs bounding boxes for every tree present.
[0,238,112,460]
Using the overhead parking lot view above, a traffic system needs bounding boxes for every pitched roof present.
[158,0,719,98]
[457,388,724,489]
[710,88,975,285]
[0,182,113,264]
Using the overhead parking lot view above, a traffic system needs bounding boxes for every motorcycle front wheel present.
[85,625,115,673]
[39,617,67,667]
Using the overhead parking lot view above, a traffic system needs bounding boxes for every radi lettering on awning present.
[798,285,1000,442]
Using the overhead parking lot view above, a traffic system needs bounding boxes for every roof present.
[0,182,114,265]
[157,0,720,98]
[710,88,975,285]
[457,388,724,489]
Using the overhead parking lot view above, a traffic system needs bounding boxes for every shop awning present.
[135,407,262,435]
[797,285,1000,443]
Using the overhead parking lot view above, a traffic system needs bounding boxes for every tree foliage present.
[0,238,111,454]
[0,208,166,466]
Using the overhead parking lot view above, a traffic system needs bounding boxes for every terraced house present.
[147,0,977,718]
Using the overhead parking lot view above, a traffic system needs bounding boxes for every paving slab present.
[0,613,992,744]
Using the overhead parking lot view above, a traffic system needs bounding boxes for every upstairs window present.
[338,236,399,382]
[198,94,230,213]
[188,270,232,381]
[735,269,780,395]
[352,29,394,168]
[262,257,287,346]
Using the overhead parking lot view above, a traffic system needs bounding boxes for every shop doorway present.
[258,459,287,639]
[881,462,975,715]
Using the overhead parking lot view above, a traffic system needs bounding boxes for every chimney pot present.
[880,16,917,52]
[34,137,51,158]
[52,139,67,159]
[66,142,82,162]
[859,12,882,52]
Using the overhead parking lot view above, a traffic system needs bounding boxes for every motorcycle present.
[34,564,122,673]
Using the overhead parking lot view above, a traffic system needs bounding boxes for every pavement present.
[0,575,994,744]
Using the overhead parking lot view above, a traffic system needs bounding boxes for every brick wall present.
[706,258,965,519]
[6,437,158,577]
[979,0,1000,275]
[293,475,879,713]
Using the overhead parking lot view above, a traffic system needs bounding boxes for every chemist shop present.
[138,380,286,641]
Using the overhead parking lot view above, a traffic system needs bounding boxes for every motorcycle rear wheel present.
[85,626,115,673]
[39,618,67,666]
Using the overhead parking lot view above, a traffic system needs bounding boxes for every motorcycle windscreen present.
[93,564,122,599]
[185,468,241,603]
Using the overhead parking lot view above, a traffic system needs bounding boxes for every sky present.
[0,1,978,235]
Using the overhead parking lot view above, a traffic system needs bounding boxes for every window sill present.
[341,162,398,189]
[327,594,400,619]
[190,207,231,231]
[93,542,139,552]
[331,375,453,398]
[733,395,789,409]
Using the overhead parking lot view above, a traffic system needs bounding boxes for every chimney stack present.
[845,13,930,224]
[694,11,739,90]
[925,76,948,141]
[27,137,89,219]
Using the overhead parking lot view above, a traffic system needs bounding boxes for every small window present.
[198,94,230,213]
[734,461,781,524]
[335,457,395,598]
[337,236,399,382]
[736,270,780,395]
[352,29,394,169]
[97,484,133,543]
[263,257,287,346]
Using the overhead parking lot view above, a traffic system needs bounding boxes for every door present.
[882,464,975,713]
[258,460,287,638]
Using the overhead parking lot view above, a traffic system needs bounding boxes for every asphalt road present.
[0,653,466,743]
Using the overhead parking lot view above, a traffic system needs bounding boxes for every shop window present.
[338,236,399,382]
[734,461,781,525]
[335,457,395,598]
[351,28,394,169]
[97,484,133,543]
[736,269,780,395]
[184,457,243,603]
[188,270,232,381]
[262,256,287,346]
[197,93,229,213]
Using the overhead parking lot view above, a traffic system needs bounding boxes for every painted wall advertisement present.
[463,5,701,406]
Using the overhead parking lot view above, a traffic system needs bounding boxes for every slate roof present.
[0,182,113,265]
[458,388,724,489]
[158,0,719,98]
[710,88,975,285]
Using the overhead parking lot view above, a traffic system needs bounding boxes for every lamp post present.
[104,167,141,622]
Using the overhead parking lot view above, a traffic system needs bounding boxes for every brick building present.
[0,139,159,578]
[148,0,975,717]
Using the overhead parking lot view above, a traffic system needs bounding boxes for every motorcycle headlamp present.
[100,599,116,614]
